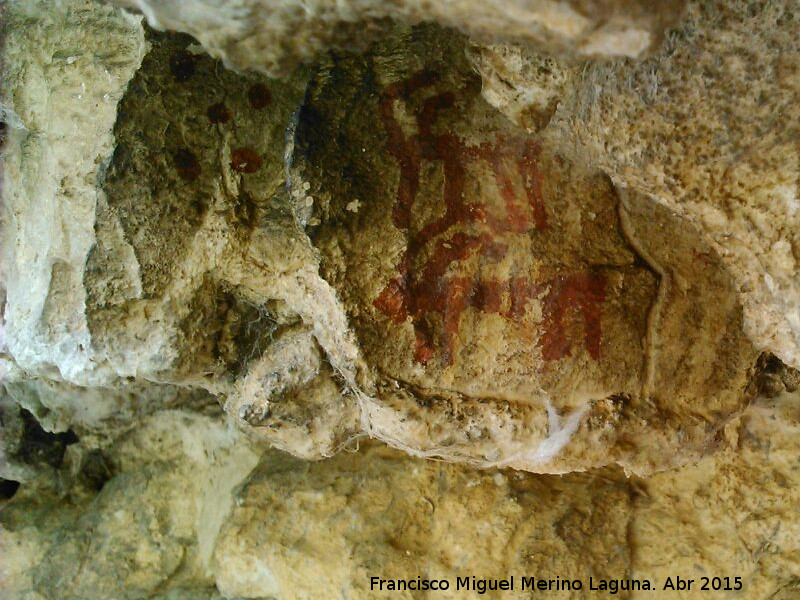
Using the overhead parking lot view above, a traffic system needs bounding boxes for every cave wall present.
[2,0,800,598]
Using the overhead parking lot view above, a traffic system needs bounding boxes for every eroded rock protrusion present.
[112,0,687,76]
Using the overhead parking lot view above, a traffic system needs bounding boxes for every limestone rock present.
[0,410,259,600]
[0,0,146,386]
[3,0,800,597]
[214,389,800,600]
[111,0,687,75]
[472,0,800,372]
[633,387,800,599]
[0,1,765,475]
[214,444,633,599]
[294,27,757,474]
[3,388,800,599]
[3,5,363,458]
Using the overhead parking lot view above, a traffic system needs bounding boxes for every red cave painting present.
[372,70,605,366]
[538,272,605,362]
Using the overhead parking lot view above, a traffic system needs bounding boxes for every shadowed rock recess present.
[1,0,799,598]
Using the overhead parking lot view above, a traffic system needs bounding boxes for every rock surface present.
[1,1,764,475]
[111,0,687,74]
[476,0,800,372]
[295,28,756,473]
[3,386,800,599]
[2,0,800,598]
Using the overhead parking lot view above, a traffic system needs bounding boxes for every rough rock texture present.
[295,28,756,473]
[1,408,260,600]
[1,0,146,385]
[214,445,634,599]
[3,386,800,599]
[475,1,800,372]
[111,0,687,74]
[218,386,800,600]
[1,1,764,476]
[3,0,800,598]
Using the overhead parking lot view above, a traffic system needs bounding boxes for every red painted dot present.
[207,102,231,124]
[247,83,272,109]
[231,148,263,173]
[173,148,201,181]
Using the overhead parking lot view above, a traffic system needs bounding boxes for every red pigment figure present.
[373,70,604,366]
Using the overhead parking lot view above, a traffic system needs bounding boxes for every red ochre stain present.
[372,70,602,366]
[207,102,232,124]
[247,83,272,109]
[539,272,606,361]
[173,148,201,181]
[169,50,197,82]
[231,148,263,173]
